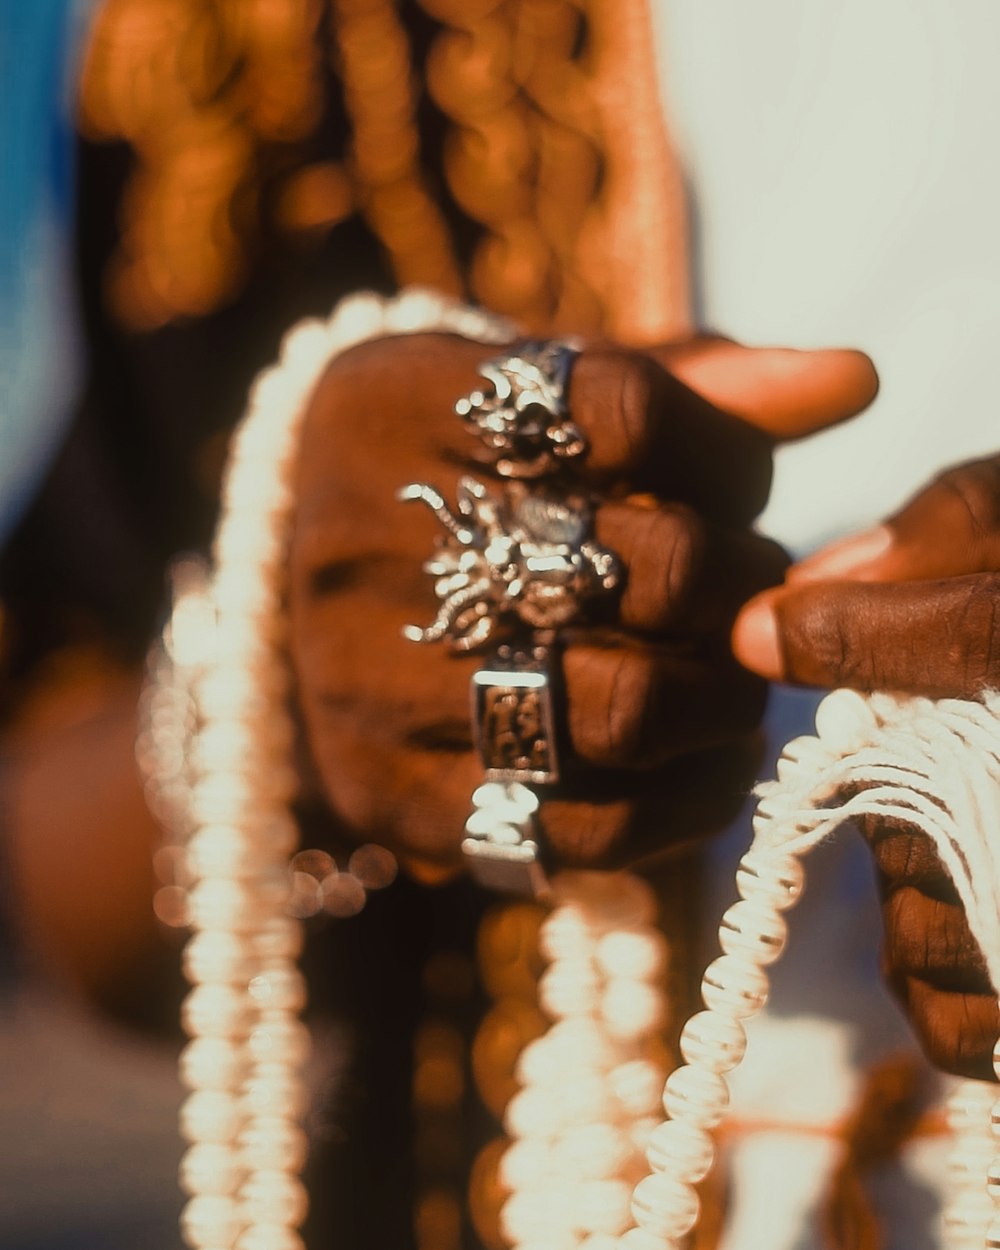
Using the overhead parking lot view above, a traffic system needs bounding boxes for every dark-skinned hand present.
[733,454,1000,1079]
[287,332,877,884]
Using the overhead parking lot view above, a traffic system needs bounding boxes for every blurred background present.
[2,2,999,1248]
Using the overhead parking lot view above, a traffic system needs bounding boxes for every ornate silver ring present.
[398,475,621,652]
[456,340,586,478]
[400,352,617,897]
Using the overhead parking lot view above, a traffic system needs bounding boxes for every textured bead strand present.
[941,1078,996,1249]
[174,292,515,1250]
[623,827,807,1248]
[503,872,669,1248]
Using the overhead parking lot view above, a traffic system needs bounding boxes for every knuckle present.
[575,650,663,768]
[933,459,1000,539]
[917,990,996,1078]
[882,889,938,977]
[952,574,1000,690]
[605,350,659,469]
[641,505,707,628]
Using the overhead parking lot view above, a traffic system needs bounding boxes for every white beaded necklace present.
[161,289,1000,1250]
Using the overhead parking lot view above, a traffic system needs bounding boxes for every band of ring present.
[455,339,586,478]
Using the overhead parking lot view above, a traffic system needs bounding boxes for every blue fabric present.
[0,1,91,546]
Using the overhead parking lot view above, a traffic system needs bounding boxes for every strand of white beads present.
[619,687,1000,1250]
[627,822,806,1249]
[499,871,671,1250]
[944,1079,995,1249]
[990,1048,1000,1250]
[176,290,513,1250]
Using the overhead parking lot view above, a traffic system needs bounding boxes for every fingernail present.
[732,596,783,679]
[788,525,893,584]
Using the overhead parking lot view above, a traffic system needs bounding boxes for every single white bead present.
[942,1193,994,1235]
[187,880,274,934]
[505,1076,613,1138]
[775,734,832,782]
[719,899,787,967]
[252,916,304,962]
[181,1038,249,1090]
[814,688,877,755]
[183,930,258,984]
[499,1137,560,1189]
[947,1141,994,1184]
[239,1170,308,1226]
[465,801,533,835]
[500,1186,577,1247]
[192,724,289,774]
[555,872,657,928]
[191,769,295,822]
[600,978,666,1040]
[239,1117,308,1173]
[645,1119,715,1183]
[281,317,335,372]
[544,1018,620,1071]
[234,1225,305,1250]
[631,1172,700,1239]
[242,1067,308,1119]
[199,666,288,716]
[555,1122,633,1180]
[569,1178,633,1235]
[180,1089,245,1145]
[987,1159,1000,1202]
[538,958,602,1018]
[595,927,668,981]
[247,1015,311,1066]
[213,527,287,578]
[179,1142,244,1196]
[608,1059,667,1117]
[750,801,797,841]
[471,781,514,809]
[700,955,769,1018]
[679,1010,747,1074]
[538,908,599,962]
[187,826,259,880]
[182,984,251,1039]
[994,1038,1000,1083]
[248,967,307,1013]
[504,1086,567,1141]
[735,847,805,912]
[514,1036,561,1087]
[628,1115,660,1157]
[661,1065,729,1130]
[180,1193,243,1249]
[949,1081,996,1131]
[555,1072,621,1126]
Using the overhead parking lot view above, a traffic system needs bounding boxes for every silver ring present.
[397,475,621,652]
[455,340,586,478]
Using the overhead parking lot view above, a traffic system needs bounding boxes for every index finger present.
[314,334,776,526]
[568,347,774,526]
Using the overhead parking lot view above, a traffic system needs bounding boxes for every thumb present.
[731,574,1000,698]
[658,337,879,441]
